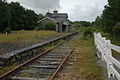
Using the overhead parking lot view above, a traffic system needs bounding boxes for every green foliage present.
[95,0,120,33]
[0,1,42,32]
[9,2,38,30]
[3,27,12,33]
[0,0,11,32]
[93,0,120,44]
[93,16,103,29]
[83,28,93,40]
[38,14,44,20]
[73,21,92,27]
[113,22,120,40]
[44,22,56,30]
[37,21,56,30]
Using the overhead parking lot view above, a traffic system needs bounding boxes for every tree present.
[101,0,120,33]
[0,1,44,32]
[94,16,103,28]
[38,14,44,20]
[9,2,38,30]
[73,21,92,27]
[22,9,38,30]
[113,22,120,40]
[0,0,11,32]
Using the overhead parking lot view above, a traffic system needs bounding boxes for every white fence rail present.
[94,33,120,79]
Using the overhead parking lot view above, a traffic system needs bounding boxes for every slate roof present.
[38,17,57,23]
[46,12,68,18]
[38,11,71,27]
[51,18,64,23]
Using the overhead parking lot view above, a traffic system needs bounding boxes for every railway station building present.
[38,10,72,32]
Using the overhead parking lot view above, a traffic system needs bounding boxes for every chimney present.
[53,10,58,14]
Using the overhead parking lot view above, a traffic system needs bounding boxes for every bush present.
[44,22,56,30]
[83,28,93,40]
[3,27,12,33]
[113,22,120,40]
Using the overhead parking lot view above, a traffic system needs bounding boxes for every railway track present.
[0,35,78,80]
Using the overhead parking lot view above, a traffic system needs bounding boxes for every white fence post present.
[102,37,106,61]
[94,33,120,79]
[102,38,112,78]
[106,40,114,78]
[98,33,104,60]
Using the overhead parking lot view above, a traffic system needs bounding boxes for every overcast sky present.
[8,0,108,21]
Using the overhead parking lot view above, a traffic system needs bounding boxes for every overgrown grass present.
[71,37,105,80]
[0,30,66,44]
[57,33,105,80]
[0,66,15,75]
[94,28,120,46]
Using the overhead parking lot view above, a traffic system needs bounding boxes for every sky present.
[8,0,108,21]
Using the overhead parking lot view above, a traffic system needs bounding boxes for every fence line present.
[94,33,120,79]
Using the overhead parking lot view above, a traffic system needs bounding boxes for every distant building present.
[38,10,72,32]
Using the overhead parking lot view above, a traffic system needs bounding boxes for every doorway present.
[62,25,67,32]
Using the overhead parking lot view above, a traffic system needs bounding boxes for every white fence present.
[94,33,120,79]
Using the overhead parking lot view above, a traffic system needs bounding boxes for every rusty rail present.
[0,33,78,79]
[0,41,64,79]
[49,42,78,80]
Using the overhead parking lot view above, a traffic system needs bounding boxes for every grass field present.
[0,30,68,54]
[0,30,66,44]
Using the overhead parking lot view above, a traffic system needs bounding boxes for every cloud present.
[7,0,108,21]
[8,0,60,14]
[60,0,108,21]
